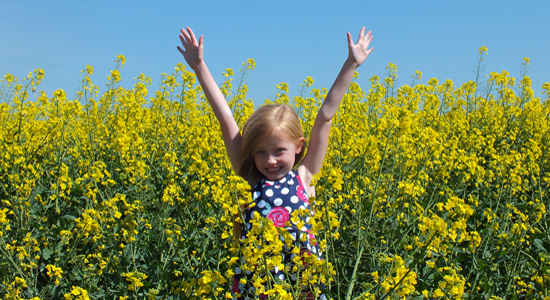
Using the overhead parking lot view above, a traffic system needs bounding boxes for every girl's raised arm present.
[300,27,373,184]
[177,27,242,171]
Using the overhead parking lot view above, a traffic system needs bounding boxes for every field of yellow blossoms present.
[1,50,549,299]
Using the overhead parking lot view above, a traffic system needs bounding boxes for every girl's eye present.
[276,148,285,153]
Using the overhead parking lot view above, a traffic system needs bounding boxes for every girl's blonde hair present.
[238,104,305,183]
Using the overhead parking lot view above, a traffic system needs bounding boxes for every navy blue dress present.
[232,170,321,297]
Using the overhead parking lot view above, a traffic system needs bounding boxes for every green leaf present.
[533,239,546,252]
[42,247,53,260]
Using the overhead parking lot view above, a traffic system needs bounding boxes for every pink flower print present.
[308,232,317,246]
[296,184,307,203]
[267,207,290,227]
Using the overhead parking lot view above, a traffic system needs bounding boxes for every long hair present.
[238,104,305,184]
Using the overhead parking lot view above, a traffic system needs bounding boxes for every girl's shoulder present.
[296,165,315,198]
[296,165,313,187]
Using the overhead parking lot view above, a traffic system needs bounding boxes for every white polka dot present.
[306,217,311,223]
[288,179,294,185]
[279,274,285,280]
[291,195,299,203]
[258,200,267,208]
[285,206,292,213]
[301,226,308,232]
[274,198,283,206]
[279,177,287,183]
[265,189,274,197]
[235,267,241,274]
[253,191,260,200]
[250,211,256,219]
[281,187,289,195]
[291,232,296,240]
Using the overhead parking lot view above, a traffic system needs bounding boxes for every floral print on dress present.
[267,206,290,227]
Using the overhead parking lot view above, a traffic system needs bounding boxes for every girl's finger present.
[182,33,191,48]
[366,47,374,57]
[359,31,372,49]
[358,26,365,41]
[346,32,354,49]
[176,46,185,56]
[180,34,193,52]
[180,28,191,43]
[187,27,198,46]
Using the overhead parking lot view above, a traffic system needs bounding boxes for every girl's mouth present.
[266,167,280,174]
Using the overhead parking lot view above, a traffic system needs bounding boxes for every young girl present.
[178,26,373,298]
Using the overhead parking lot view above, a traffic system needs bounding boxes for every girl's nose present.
[267,155,277,165]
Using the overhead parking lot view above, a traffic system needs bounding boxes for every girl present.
[177,26,373,298]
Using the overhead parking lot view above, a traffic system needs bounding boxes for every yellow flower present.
[305,76,314,87]
[4,73,15,83]
[34,68,45,82]
[371,271,379,283]
[15,276,27,288]
[122,272,148,291]
[110,69,121,83]
[415,70,423,81]
[247,58,255,70]
[276,82,289,94]
[117,54,126,65]
[426,260,435,268]
[46,264,63,285]
[479,46,488,55]
[433,288,444,297]
[64,286,89,300]
[85,65,94,75]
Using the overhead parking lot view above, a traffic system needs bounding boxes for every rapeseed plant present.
[0,52,548,298]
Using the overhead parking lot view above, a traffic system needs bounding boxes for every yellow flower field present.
[0,52,549,299]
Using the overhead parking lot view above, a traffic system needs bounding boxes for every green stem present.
[345,245,364,300]
[0,241,28,282]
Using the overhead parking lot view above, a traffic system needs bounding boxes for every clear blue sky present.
[2,1,549,104]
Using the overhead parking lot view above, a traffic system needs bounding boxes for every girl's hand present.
[177,27,204,71]
[346,26,374,67]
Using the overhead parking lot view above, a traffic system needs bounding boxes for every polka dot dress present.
[232,170,322,298]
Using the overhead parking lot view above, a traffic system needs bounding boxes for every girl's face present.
[253,129,304,181]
